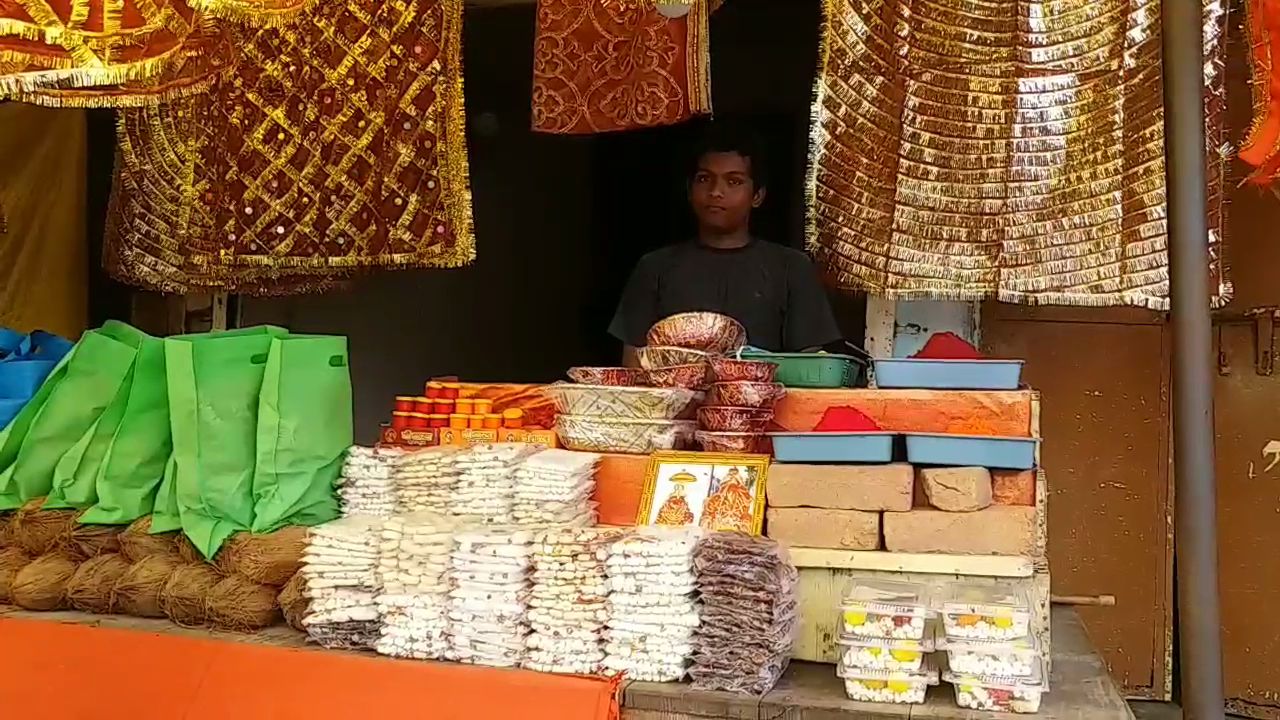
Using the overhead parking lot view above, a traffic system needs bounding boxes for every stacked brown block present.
[766,464,1036,556]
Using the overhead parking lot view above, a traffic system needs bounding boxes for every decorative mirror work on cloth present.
[103,0,475,295]
[806,0,1230,309]
[531,0,711,134]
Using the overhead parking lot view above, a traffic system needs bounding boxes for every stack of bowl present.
[695,357,784,454]
[635,312,749,391]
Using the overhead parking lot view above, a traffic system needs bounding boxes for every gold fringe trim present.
[686,0,712,115]
[0,47,182,97]
[187,0,314,28]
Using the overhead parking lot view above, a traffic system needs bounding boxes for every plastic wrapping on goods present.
[66,553,130,614]
[11,551,78,611]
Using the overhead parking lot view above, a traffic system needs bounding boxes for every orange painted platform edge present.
[0,616,619,720]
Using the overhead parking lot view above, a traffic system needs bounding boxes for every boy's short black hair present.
[690,122,768,189]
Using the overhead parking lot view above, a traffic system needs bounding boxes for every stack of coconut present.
[511,449,599,527]
[603,527,701,681]
[524,526,621,675]
[375,511,454,660]
[392,446,462,516]
[300,515,383,649]
[0,499,296,632]
[339,446,402,518]
[449,444,538,525]
[448,526,533,667]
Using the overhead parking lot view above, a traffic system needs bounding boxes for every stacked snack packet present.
[450,444,538,525]
[511,449,600,527]
[447,526,534,667]
[301,515,384,649]
[339,446,402,517]
[689,532,798,694]
[523,526,623,674]
[603,527,700,681]
[375,511,455,660]
[392,446,462,515]
[836,579,938,704]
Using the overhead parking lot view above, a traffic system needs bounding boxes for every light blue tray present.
[873,359,1024,390]
[905,433,1038,470]
[769,432,895,463]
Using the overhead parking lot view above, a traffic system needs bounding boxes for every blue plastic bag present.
[0,329,74,428]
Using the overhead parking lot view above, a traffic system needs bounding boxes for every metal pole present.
[1161,2,1225,718]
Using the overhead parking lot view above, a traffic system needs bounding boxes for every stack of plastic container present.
[449,443,538,525]
[375,511,454,660]
[836,579,938,704]
[338,446,402,517]
[511,449,600,527]
[447,526,534,668]
[937,583,1046,713]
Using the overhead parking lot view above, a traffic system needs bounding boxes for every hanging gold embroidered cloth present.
[532,0,711,134]
[806,0,1230,309]
[0,0,304,103]
[105,0,475,295]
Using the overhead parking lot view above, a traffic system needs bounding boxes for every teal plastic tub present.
[740,351,868,388]
[770,432,895,463]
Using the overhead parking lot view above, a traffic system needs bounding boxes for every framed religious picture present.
[636,451,771,535]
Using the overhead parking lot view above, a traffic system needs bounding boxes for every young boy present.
[609,124,842,363]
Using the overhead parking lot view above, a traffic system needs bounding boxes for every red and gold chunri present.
[1242,0,1280,186]
[531,0,712,134]
[104,0,475,295]
[806,0,1230,309]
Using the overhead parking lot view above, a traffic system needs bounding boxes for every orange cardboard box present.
[462,429,498,445]
[593,453,649,526]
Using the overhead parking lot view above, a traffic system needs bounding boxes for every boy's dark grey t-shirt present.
[608,240,842,352]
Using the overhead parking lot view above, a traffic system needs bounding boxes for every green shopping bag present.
[150,454,181,533]
[0,330,138,510]
[79,325,173,525]
[166,326,288,559]
[251,335,350,533]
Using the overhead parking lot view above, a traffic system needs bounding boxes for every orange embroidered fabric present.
[0,0,197,96]
[8,17,233,107]
[105,0,475,295]
[532,0,711,134]
[0,0,305,104]
[1242,0,1280,185]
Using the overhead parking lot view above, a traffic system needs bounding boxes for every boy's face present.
[689,151,765,234]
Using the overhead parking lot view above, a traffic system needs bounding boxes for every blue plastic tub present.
[904,433,1038,470]
[769,432,895,463]
[873,359,1024,390]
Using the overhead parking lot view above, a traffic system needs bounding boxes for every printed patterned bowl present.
[709,356,778,383]
[556,416,697,454]
[567,366,648,386]
[645,363,709,390]
[646,312,747,355]
[545,383,704,420]
[636,346,714,371]
[695,431,765,453]
[698,406,773,432]
[706,381,786,409]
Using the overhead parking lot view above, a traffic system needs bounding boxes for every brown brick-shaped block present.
[991,470,1035,506]
[914,469,1036,507]
[767,463,913,511]
[766,508,880,550]
[919,467,992,511]
[882,507,1035,555]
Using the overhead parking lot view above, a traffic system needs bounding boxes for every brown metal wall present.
[1214,10,1280,716]
[981,305,1173,700]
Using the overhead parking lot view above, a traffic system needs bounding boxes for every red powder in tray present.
[911,331,984,360]
[813,406,882,432]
